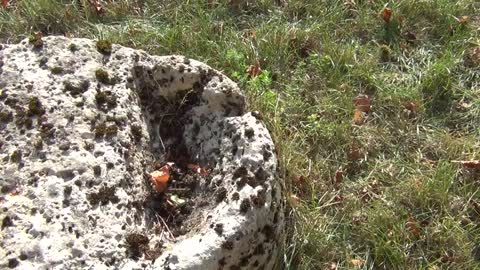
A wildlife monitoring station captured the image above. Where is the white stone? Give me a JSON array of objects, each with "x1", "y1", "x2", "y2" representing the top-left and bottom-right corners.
[{"x1": 0, "y1": 36, "x2": 284, "y2": 269}]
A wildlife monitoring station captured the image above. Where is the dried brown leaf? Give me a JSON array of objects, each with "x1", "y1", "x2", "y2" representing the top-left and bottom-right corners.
[
  {"x1": 452, "y1": 160, "x2": 480, "y2": 169},
  {"x1": 353, "y1": 109, "x2": 365, "y2": 125},
  {"x1": 353, "y1": 95, "x2": 371, "y2": 113},
  {"x1": 382, "y1": 8, "x2": 393, "y2": 23},
  {"x1": 149, "y1": 165, "x2": 171, "y2": 193}
]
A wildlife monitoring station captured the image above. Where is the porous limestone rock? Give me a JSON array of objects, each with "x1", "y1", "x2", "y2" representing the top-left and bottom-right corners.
[{"x1": 0, "y1": 36, "x2": 284, "y2": 270}]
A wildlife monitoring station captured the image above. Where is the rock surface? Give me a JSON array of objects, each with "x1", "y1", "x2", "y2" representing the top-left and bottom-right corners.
[{"x1": 0, "y1": 36, "x2": 284, "y2": 269}]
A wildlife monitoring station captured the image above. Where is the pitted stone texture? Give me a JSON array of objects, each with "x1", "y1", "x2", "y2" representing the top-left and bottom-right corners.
[{"x1": 0, "y1": 36, "x2": 284, "y2": 270}]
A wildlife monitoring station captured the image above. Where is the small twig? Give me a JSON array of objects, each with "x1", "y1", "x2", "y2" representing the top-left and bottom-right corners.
[{"x1": 156, "y1": 213, "x2": 174, "y2": 240}]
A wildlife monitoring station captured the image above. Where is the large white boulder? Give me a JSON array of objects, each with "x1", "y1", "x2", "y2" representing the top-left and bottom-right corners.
[{"x1": 0, "y1": 36, "x2": 284, "y2": 270}]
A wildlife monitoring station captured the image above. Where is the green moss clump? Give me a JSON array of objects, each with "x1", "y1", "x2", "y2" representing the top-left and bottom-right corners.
[
  {"x1": 95, "y1": 91, "x2": 108, "y2": 105},
  {"x1": 96, "y1": 40, "x2": 112, "y2": 55},
  {"x1": 10, "y1": 150, "x2": 22, "y2": 163},
  {"x1": 50, "y1": 66, "x2": 64, "y2": 74},
  {"x1": 0, "y1": 110, "x2": 13, "y2": 123},
  {"x1": 95, "y1": 91, "x2": 117, "y2": 109},
  {"x1": 379, "y1": 45, "x2": 393, "y2": 63},
  {"x1": 68, "y1": 43, "x2": 78, "y2": 52},
  {"x1": 95, "y1": 68, "x2": 114, "y2": 84},
  {"x1": 28, "y1": 33, "x2": 43, "y2": 48},
  {"x1": 94, "y1": 122, "x2": 118, "y2": 138},
  {"x1": 27, "y1": 97, "x2": 45, "y2": 116},
  {"x1": 64, "y1": 80, "x2": 90, "y2": 96},
  {"x1": 14, "y1": 107, "x2": 31, "y2": 128},
  {"x1": 34, "y1": 139, "x2": 43, "y2": 150},
  {"x1": 131, "y1": 125, "x2": 142, "y2": 142}
]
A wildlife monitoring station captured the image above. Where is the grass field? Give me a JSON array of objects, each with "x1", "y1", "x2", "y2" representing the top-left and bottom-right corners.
[{"x1": 1, "y1": 0, "x2": 480, "y2": 269}]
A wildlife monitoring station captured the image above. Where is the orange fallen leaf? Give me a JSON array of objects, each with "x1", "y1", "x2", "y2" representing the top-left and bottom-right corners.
[
  {"x1": 353, "y1": 94, "x2": 371, "y2": 113},
  {"x1": 149, "y1": 165, "x2": 171, "y2": 193},
  {"x1": 382, "y1": 7, "x2": 393, "y2": 23},
  {"x1": 187, "y1": 164, "x2": 210, "y2": 176},
  {"x1": 458, "y1": 16, "x2": 469, "y2": 25},
  {"x1": 452, "y1": 160, "x2": 480, "y2": 169},
  {"x1": 350, "y1": 258, "x2": 363, "y2": 267},
  {"x1": 353, "y1": 109, "x2": 365, "y2": 125}
]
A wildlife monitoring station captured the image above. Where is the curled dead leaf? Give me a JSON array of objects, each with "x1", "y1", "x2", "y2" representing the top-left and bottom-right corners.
[
  {"x1": 458, "y1": 16, "x2": 470, "y2": 25},
  {"x1": 187, "y1": 164, "x2": 210, "y2": 176},
  {"x1": 347, "y1": 140, "x2": 362, "y2": 161},
  {"x1": 350, "y1": 258, "x2": 363, "y2": 267},
  {"x1": 247, "y1": 61, "x2": 262, "y2": 78},
  {"x1": 353, "y1": 94, "x2": 371, "y2": 113},
  {"x1": 382, "y1": 7, "x2": 393, "y2": 23},
  {"x1": 149, "y1": 164, "x2": 171, "y2": 193},
  {"x1": 406, "y1": 216, "x2": 421, "y2": 237}
]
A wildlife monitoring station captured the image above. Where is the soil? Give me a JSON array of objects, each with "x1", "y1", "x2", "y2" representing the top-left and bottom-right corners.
[{"x1": 127, "y1": 66, "x2": 218, "y2": 260}]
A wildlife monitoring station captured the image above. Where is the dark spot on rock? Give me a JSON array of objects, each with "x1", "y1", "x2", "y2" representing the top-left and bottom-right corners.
[
  {"x1": 10, "y1": 150, "x2": 22, "y2": 163},
  {"x1": 262, "y1": 225, "x2": 274, "y2": 240},
  {"x1": 231, "y1": 192, "x2": 240, "y2": 201},
  {"x1": 18, "y1": 253, "x2": 27, "y2": 261},
  {"x1": 8, "y1": 258, "x2": 19, "y2": 268},
  {"x1": 233, "y1": 167, "x2": 248, "y2": 179},
  {"x1": 125, "y1": 232, "x2": 149, "y2": 259},
  {"x1": 214, "y1": 223, "x2": 224, "y2": 235},
  {"x1": 236, "y1": 176, "x2": 248, "y2": 189},
  {"x1": 50, "y1": 66, "x2": 64, "y2": 75},
  {"x1": 218, "y1": 257, "x2": 226, "y2": 266},
  {"x1": 2, "y1": 216, "x2": 13, "y2": 229},
  {"x1": 0, "y1": 110, "x2": 13, "y2": 123},
  {"x1": 240, "y1": 198, "x2": 251, "y2": 213},
  {"x1": 68, "y1": 43, "x2": 78, "y2": 52},
  {"x1": 131, "y1": 124, "x2": 142, "y2": 142},
  {"x1": 215, "y1": 187, "x2": 227, "y2": 203},
  {"x1": 58, "y1": 141, "x2": 70, "y2": 151},
  {"x1": 94, "y1": 122, "x2": 118, "y2": 138},
  {"x1": 221, "y1": 240, "x2": 234, "y2": 250},
  {"x1": 95, "y1": 69, "x2": 116, "y2": 85},
  {"x1": 93, "y1": 165, "x2": 101, "y2": 176},
  {"x1": 64, "y1": 186, "x2": 73, "y2": 197},
  {"x1": 64, "y1": 80, "x2": 90, "y2": 96},
  {"x1": 254, "y1": 167, "x2": 268, "y2": 183},
  {"x1": 87, "y1": 186, "x2": 119, "y2": 205},
  {"x1": 251, "y1": 191, "x2": 266, "y2": 208},
  {"x1": 245, "y1": 128, "x2": 254, "y2": 139},
  {"x1": 254, "y1": 243, "x2": 265, "y2": 255}
]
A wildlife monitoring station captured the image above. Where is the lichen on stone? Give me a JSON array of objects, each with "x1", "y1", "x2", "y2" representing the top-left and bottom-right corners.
[{"x1": 96, "y1": 39, "x2": 112, "y2": 54}]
